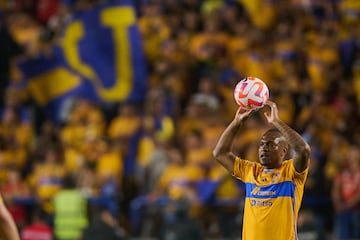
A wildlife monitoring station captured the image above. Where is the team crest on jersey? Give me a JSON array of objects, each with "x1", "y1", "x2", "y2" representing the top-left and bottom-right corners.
[{"x1": 271, "y1": 172, "x2": 280, "y2": 183}]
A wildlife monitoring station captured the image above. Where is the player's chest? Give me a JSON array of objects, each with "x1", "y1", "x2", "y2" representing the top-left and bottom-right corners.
[{"x1": 253, "y1": 170, "x2": 282, "y2": 185}]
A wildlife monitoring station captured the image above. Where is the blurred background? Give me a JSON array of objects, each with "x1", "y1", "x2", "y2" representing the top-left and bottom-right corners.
[{"x1": 0, "y1": 0, "x2": 359, "y2": 239}]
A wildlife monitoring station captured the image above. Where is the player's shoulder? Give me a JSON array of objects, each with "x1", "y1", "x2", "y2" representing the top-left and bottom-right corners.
[
  {"x1": 281, "y1": 159, "x2": 294, "y2": 167},
  {"x1": 236, "y1": 157, "x2": 260, "y2": 167},
  {"x1": 280, "y1": 159, "x2": 300, "y2": 173},
  {"x1": 282, "y1": 159, "x2": 309, "y2": 181}
]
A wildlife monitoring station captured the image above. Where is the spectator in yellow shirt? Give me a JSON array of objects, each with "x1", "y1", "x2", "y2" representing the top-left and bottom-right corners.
[
  {"x1": 28, "y1": 148, "x2": 65, "y2": 212},
  {"x1": 107, "y1": 102, "x2": 141, "y2": 140}
]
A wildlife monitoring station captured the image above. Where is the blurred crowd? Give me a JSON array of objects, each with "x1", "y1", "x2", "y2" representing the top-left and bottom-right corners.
[{"x1": 0, "y1": 0, "x2": 360, "y2": 239}]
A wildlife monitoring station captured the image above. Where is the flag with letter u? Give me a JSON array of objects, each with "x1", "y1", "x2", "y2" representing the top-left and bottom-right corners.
[{"x1": 16, "y1": 0, "x2": 147, "y2": 123}]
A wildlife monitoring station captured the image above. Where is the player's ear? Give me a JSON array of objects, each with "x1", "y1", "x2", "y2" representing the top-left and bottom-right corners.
[{"x1": 282, "y1": 145, "x2": 288, "y2": 158}]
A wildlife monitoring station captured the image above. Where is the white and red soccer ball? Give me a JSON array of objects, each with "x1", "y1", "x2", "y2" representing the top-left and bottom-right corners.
[{"x1": 234, "y1": 77, "x2": 269, "y2": 110}]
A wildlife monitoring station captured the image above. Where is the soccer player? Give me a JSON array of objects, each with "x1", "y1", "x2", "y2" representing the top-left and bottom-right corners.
[
  {"x1": 0, "y1": 194, "x2": 20, "y2": 240},
  {"x1": 213, "y1": 100, "x2": 311, "y2": 240}
]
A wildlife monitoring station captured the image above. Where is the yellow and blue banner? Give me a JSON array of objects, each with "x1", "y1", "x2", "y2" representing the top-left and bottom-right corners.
[{"x1": 17, "y1": 0, "x2": 147, "y2": 123}]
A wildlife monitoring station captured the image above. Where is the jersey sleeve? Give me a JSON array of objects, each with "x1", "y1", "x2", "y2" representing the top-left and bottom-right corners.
[
  {"x1": 288, "y1": 159, "x2": 309, "y2": 185},
  {"x1": 233, "y1": 157, "x2": 256, "y2": 182}
]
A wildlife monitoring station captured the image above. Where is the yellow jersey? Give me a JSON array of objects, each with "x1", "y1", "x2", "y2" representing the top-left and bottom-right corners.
[{"x1": 233, "y1": 157, "x2": 308, "y2": 240}]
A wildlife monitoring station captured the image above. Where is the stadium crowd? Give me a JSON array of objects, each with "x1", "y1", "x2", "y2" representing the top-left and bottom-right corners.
[{"x1": 0, "y1": 0, "x2": 360, "y2": 239}]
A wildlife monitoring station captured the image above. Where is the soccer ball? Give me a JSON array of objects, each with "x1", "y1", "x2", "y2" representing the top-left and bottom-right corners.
[{"x1": 234, "y1": 77, "x2": 269, "y2": 110}]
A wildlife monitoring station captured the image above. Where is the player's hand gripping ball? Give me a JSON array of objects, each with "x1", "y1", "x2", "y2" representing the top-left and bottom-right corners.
[{"x1": 234, "y1": 77, "x2": 269, "y2": 110}]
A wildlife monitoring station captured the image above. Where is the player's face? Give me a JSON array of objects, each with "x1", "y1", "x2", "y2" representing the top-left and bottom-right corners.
[{"x1": 258, "y1": 132, "x2": 287, "y2": 168}]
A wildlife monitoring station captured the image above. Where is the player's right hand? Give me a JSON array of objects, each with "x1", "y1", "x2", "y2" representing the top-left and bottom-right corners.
[{"x1": 233, "y1": 107, "x2": 255, "y2": 123}]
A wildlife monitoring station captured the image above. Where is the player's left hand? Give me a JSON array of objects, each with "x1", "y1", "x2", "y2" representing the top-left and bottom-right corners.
[{"x1": 264, "y1": 100, "x2": 280, "y2": 124}]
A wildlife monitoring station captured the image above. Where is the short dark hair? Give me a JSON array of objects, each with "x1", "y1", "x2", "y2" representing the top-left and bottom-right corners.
[
  {"x1": 264, "y1": 128, "x2": 282, "y2": 136},
  {"x1": 62, "y1": 174, "x2": 76, "y2": 189},
  {"x1": 31, "y1": 207, "x2": 48, "y2": 223}
]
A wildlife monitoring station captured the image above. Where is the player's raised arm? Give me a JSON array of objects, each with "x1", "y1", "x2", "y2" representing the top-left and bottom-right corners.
[
  {"x1": 264, "y1": 101, "x2": 311, "y2": 172},
  {"x1": 213, "y1": 108, "x2": 255, "y2": 173}
]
